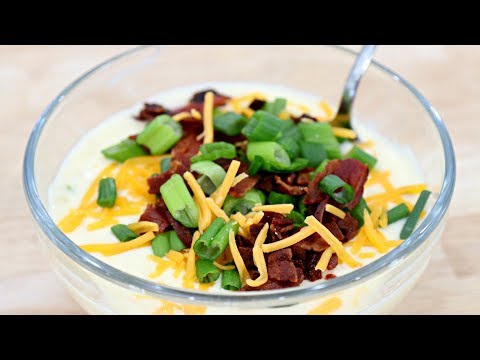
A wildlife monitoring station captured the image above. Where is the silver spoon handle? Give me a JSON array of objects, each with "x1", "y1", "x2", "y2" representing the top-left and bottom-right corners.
[{"x1": 336, "y1": 45, "x2": 377, "y2": 124}]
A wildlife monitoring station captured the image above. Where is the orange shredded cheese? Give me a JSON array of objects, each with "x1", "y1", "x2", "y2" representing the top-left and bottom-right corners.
[
  {"x1": 325, "y1": 204, "x2": 346, "y2": 219},
  {"x1": 81, "y1": 231, "x2": 155, "y2": 256},
  {"x1": 183, "y1": 171, "x2": 212, "y2": 231},
  {"x1": 316, "y1": 247, "x2": 334, "y2": 271},
  {"x1": 317, "y1": 101, "x2": 334, "y2": 121},
  {"x1": 206, "y1": 198, "x2": 230, "y2": 222},
  {"x1": 229, "y1": 229, "x2": 248, "y2": 283},
  {"x1": 246, "y1": 223, "x2": 269, "y2": 288},
  {"x1": 331, "y1": 127, "x2": 357, "y2": 139},
  {"x1": 308, "y1": 297, "x2": 342, "y2": 315},
  {"x1": 262, "y1": 226, "x2": 316, "y2": 253},
  {"x1": 203, "y1": 91, "x2": 214, "y2": 144},
  {"x1": 363, "y1": 209, "x2": 389, "y2": 253},
  {"x1": 252, "y1": 204, "x2": 294, "y2": 214},
  {"x1": 172, "y1": 112, "x2": 192, "y2": 122},
  {"x1": 232, "y1": 173, "x2": 249, "y2": 187},
  {"x1": 128, "y1": 221, "x2": 159, "y2": 234},
  {"x1": 305, "y1": 216, "x2": 361, "y2": 268},
  {"x1": 359, "y1": 252, "x2": 376, "y2": 259},
  {"x1": 213, "y1": 261, "x2": 235, "y2": 271},
  {"x1": 211, "y1": 160, "x2": 240, "y2": 207},
  {"x1": 190, "y1": 108, "x2": 202, "y2": 120}
]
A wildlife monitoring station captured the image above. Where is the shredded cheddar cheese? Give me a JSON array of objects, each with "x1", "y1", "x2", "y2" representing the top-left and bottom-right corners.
[
  {"x1": 325, "y1": 204, "x2": 346, "y2": 219},
  {"x1": 252, "y1": 204, "x2": 294, "y2": 214},
  {"x1": 262, "y1": 226, "x2": 316, "y2": 253},
  {"x1": 172, "y1": 112, "x2": 192, "y2": 122},
  {"x1": 213, "y1": 261, "x2": 235, "y2": 271},
  {"x1": 231, "y1": 173, "x2": 249, "y2": 187},
  {"x1": 246, "y1": 223, "x2": 269, "y2": 288},
  {"x1": 211, "y1": 160, "x2": 241, "y2": 208},
  {"x1": 317, "y1": 101, "x2": 334, "y2": 121},
  {"x1": 362, "y1": 209, "x2": 389, "y2": 253},
  {"x1": 308, "y1": 297, "x2": 342, "y2": 315},
  {"x1": 316, "y1": 247, "x2": 334, "y2": 271},
  {"x1": 359, "y1": 252, "x2": 376, "y2": 259},
  {"x1": 81, "y1": 231, "x2": 155, "y2": 256},
  {"x1": 203, "y1": 91, "x2": 214, "y2": 144},
  {"x1": 206, "y1": 198, "x2": 230, "y2": 222},
  {"x1": 184, "y1": 231, "x2": 201, "y2": 286},
  {"x1": 128, "y1": 221, "x2": 159, "y2": 234},
  {"x1": 183, "y1": 172, "x2": 212, "y2": 231},
  {"x1": 331, "y1": 127, "x2": 357, "y2": 139},
  {"x1": 229, "y1": 229, "x2": 249, "y2": 283},
  {"x1": 305, "y1": 216, "x2": 361, "y2": 268},
  {"x1": 190, "y1": 108, "x2": 202, "y2": 120}
]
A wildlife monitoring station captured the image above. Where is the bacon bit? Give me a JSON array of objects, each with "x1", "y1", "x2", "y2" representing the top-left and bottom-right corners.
[
  {"x1": 305, "y1": 159, "x2": 368, "y2": 210},
  {"x1": 139, "y1": 204, "x2": 170, "y2": 233},
  {"x1": 267, "y1": 249, "x2": 298, "y2": 283},
  {"x1": 327, "y1": 253, "x2": 339, "y2": 271},
  {"x1": 325, "y1": 274, "x2": 337, "y2": 280},
  {"x1": 228, "y1": 177, "x2": 258, "y2": 198},
  {"x1": 274, "y1": 175, "x2": 307, "y2": 196},
  {"x1": 136, "y1": 103, "x2": 169, "y2": 121},
  {"x1": 157, "y1": 198, "x2": 192, "y2": 247}
]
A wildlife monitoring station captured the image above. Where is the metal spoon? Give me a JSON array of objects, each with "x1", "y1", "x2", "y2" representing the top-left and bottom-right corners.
[{"x1": 330, "y1": 45, "x2": 377, "y2": 129}]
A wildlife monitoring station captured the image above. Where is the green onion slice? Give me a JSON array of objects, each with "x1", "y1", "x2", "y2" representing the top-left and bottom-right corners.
[
  {"x1": 319, "y1": 175, "x2": 354, "y2": 204},
  {"x1": 136, "y1": 115, "x2": 183, "y2": 155},
  {"x1": 196, "y1": 259, "x2": 221, "y2": 283},
  {"x1": 387, "y1": 204, "x2": 410, "y2": 225},
  {"x1": 111, "y1": 224, "x2": 138, "y2": 242},
  {"x1": 97, "y1": 178, "x2": 117, "y2": 208},
  {"x1": 346, "y1": 146, "x2": 377, "y2": 170},
  {"x1": 400, "y1": 190, "x2": 431, "y2": 240},
  {"x1": 190, "y1": 161, "x2": 226, "y2": 195},
  {"x1": 160, "y1": 174, "x2": 199, "y2": 228},
  {"x1": 101, "y1": 139, "x2": 147, "y2": 163}
]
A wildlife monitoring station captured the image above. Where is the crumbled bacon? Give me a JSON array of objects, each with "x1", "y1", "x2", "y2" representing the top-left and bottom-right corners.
[
  {"x1": 305, "y1": 159, "x2": 368, "y2": 210},
  {"x1": 327, "y1": 253, "x2": 339, "y2": 271},
  {"x1": 171, "y1": 133, "x2": 202, "y2": 167},
  {"x1": 139, "y1": 204, "x2": 170, "y2": 232},
  {"x1": 147, "y1": 160, "x2": 188, "y2": 194},
  {"x1": 157, "y1": 199, "x2": 192, "y2": 247},
  {"x1": 171, "y1": 89, "x2": 230, "y2": 115},
  {"x1": 294, "y1": 232, "x2": 329, "y2": 253},
  {"x1": 238, "y1": 247, "x2": 255, "y2": 268},
  {"x1": 136, "y1": 103, "x2": 169, "y2": 121},
  {"x1": 304, "y1": 252, "x2": 323, "y2": 282},
  {"x1": 325, "y1": 274, "x2": 337, "y2": 280},
  {"x1": 228, "y1": 177, "x2": 258, "y2": 198},
  {"x1": 267, "y1": 249, "x2": 298, "y2": 283},
  {"x1": 337, "y1": 213, "x2": 359, "y2": 242},
  {"x1": 274, "y1": 175, "x2": 307, "y2": 196}
]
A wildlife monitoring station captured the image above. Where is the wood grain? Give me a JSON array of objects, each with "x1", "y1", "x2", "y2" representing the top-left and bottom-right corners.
[{"x1": 1, "y1": 45, "x2": 478, "y2": 314}]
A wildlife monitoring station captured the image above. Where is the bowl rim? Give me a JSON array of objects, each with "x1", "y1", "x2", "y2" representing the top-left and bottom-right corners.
[{"x1": 23, "y1": 45, "x2": 456, "y2": 307}]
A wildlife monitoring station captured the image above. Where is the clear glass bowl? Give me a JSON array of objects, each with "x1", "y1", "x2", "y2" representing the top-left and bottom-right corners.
[{"x1": 23, "y1": 46, "x2": 455, "y2": 314}]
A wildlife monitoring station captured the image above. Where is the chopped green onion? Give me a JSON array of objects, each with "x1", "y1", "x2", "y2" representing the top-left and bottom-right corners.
[
  {"x1": 282, "y1": 122, "x2": 302, "y2": 141},
  {"x1": 346, "y1": 146, "x2": 377, "y2": 170},
  {"x1": 207, "y1": 221, "x2": 240, "y2": 261},
  {"x1": 400, "y1": 190, "x2": 431, "y2": 240},
  {"x1": 97, "y1": 178, "x2": 117, "y2": 208},
  {"x1": 268, "y1": 191, "x2": 295, "y2": 205},
  {"x1": 298, "y1": 122, "x2": 341, "y2": 159},
  {"x1": 248, "y1": 155, "x2": 264, "y2": 176},
  {"x1": 247, "y1": 142, "x2": 291, "y2": 170},
  {"x1": 190, "y1": 161, "x2": 226, "y2": 195},
  {"x1": 191, "y1": 141, "x2": 236, "y2": 163},
  {"x1": 319, "y1": 175, "x2": 354, "y2": 204},
  {"x1": 387, "y1": 204, "x2": 410, "y2": 225},
  {"x1": 221, "y1": 266, "x2": 242, "y2": 291},
  {"x1": 262, "y1": 98, "x2": 287, "y2": 116},
  {"x1": 276, "y1": 158, "x2": 310, "y2": 172},
  {"x1": 223, "y1": 189, "x2": 266, "y2": 216},
  {"x1": 350, "y1": 198, "x2": 370, "y2": 227},
  {"x1": 287, "y1": 210, "x2": 305, "y2": 228},
  {"x1": 151, "y1": 232, "x2": 171, "y2": 257},
  {"x1": 111, "y1": 224, "x2": 138, "y2": 242},
  {"x1": 196, "y1": 259, "x2": 221, "y2": 283},
  {"x1": 136, "y1": 115, "x2": 183, "y2": 155},
  {"x1": 299, "y1": 141, "x2": 327, "y2": 167},
  {"x1": 169, "y1": 232, "x2": 186, "y2": 252},
  {"x1": 241, "y1": 110, "x2": 285, "y2": 141},
  {"x1": 194, "y1": 218, "x2": 226, "y2": 260},
  {"x1": 313, "y1": 159, "x2": 330, "y2": 177},
  {"x1": 101, "y1": 139, "x2": 148, "y2": 163},
  {"x1": 160, "y1": 174, "x2": 199, "y2": 228},
  {"x1": 277, "y1": 137, "x2": 300, "y2": 159},
  {"x1": 160, "y1": 158, "x2": 171, "y2": 173},
  {"x1": 214, "y1": 112, "x2": 247, "y2": 136}
]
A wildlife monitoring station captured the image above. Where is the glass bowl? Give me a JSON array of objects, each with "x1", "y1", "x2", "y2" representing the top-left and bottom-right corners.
[{"x1": 23, "y1": 45, "x2": 455, "y2": 314}]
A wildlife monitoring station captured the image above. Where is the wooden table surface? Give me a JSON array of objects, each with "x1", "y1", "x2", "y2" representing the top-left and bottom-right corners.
[{"x1": 1, "y1": 45, "x2": 478, "y2": 315}]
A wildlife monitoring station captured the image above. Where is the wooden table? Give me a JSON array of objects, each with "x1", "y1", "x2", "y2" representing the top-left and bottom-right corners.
[{"x1": 1, "y1": 45, "x2": 478, "y2": 314}]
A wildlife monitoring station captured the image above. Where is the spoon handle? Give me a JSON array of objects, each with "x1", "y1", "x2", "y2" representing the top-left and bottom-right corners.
[{"x1": 333, "y1": 45, "x2": 377, "y2": 128}]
